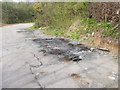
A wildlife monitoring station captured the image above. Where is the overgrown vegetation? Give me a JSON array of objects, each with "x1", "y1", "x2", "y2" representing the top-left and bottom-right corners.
[
  {"x1": 2, "y1": 2, "x2": 35, "y2": 24},
  {"x1": 33, "y1": 2, "x2": 88, "y2": 29},
  {"x1": 32, "y1": 2, "x2": 119, "y2": 39}
]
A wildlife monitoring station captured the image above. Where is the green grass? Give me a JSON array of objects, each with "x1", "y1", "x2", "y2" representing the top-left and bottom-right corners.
[
  {"x1": 32, "y1": 2, "x2": 118, "y2": 41},
  {"x1": 67, "y1": 29, "x2": 82, "y2": 39},
  {"x1": 99, "y1": 22, "x2": 119, "y2": 39},
  {"x1": 97, "y1": 22, "x2": 111, "y2": 28},
  {"x1": 31, "y1": 16, "x2": 118, "y2": 40},
  {"x1": 66, "y1": 18, "x2": 119, "y2": 40},
  {"x1": 43, "y1": 28, "x2": 65, "y2": 36},
  {"x1": 102, "y1": 28, "x2": 118, "y2": 38},
  {"x1": 43, "y1": 17, "x2": 118, "y2": 40},
  {"x1": 52, "y1": 29, "x2": 65, "y2": 35},
  {"x1": 27, "y1": 24, "x2": 39, "y2": 30},
  {"x1": 81, "y1": 18, "x2": 96, "y2": 24}
]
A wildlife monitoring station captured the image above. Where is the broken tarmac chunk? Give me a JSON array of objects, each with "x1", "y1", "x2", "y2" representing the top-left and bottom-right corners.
[
  {"x1": 61, "y1": 58, "x2": 72, "y2": 62},
  {"x1": 71, "y1": 73, "x2": 81, "y2": 78},
  {"x1": 38, "y1": 49, "x2": 46, "y2": 53}
]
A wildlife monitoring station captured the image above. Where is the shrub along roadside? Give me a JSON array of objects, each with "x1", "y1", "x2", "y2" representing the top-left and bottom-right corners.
[
  {"x1": 31, "y1": 2, "x2": 119, "y2": 40},
  {"x1": 2, "y1": 2, "x2": 35, "y2": 24}
]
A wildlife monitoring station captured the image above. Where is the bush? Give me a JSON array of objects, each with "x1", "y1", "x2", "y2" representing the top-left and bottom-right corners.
[
  {"x1": 2, "y1": 2, "x2": 35, "y2": 24},
  {"x1": 33, "y1": 2, "x2": 88, "y2": 30}
]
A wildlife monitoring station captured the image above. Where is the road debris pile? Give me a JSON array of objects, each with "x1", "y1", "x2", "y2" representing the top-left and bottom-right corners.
[{"x1": 32, "y1": 37, "x2": 100, "y2": 63}]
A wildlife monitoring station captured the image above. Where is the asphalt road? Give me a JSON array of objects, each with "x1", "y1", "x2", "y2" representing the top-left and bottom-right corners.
[{"x1": 1, "y1": 23, "x2": 118, "y2": 88}]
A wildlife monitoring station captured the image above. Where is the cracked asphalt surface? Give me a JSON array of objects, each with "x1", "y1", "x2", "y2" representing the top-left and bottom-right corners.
[{"x1": 1, "y1": 23, "x2": 118, "y2": 88}]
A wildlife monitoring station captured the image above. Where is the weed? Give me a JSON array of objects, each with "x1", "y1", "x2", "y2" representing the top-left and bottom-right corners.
[
  {"x1": 82, "y1": 18, "x2": 96, "y2": 24},
  {"x1": 44, "y1": 28, "x2": 65, "y2": 36},
  {"x1": 111, "y1": 33, "x2": 119, "y2": 38},
  {"x1": 68, "y1": 32, "x2": 79, "y2": 39},
  {"x1": 98, "y1": 22, "x2": 111, "y2": 28},
  {"x1": 67, "y1": 29, "x2": 82, "y2": 40},
  {"x1": 102, "y1": 28, "x2": 116, "y2": 35},
  {"x1": 28, "y1": 24, "x2": 39, "y2": 30},
  {"x1": 90, "y1": 40, "x2": 95, "y2": 46},
  {"x1": 53, "y1": 29, "x2": 65, "y2": 35}
]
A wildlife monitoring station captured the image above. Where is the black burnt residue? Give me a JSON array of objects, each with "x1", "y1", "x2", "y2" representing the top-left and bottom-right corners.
[{"x1": 33, "y1": 37, "x2": 96, "y2": 62}]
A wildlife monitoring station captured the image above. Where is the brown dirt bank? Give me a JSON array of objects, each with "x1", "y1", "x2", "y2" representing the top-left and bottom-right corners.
[{"x1": 81, "y1": 32, "x2": 119, "y2": 55}]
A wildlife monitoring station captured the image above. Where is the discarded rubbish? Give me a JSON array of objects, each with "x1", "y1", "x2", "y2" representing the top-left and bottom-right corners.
[
  {"x1": 112, "y1": 72, "x2": 117, "y2": 75},
  {"x1": 90, "y1": 48, "x2": 95, "y2": 52},
  {"x1": 71, "y1": 56, "x2": 82, "y2": 62},
  {"x1": 73, "y1": 52, "x2": 82, "y2": 55},
  {"x1": 108, "y1": 76, "x2": 116, "y2": 80},
  {"x1": 79, "y1": 56, "x2": 82, "y2": 59},
  {"x1": 97, "y1": 48, "x2": 110, "y2": 52},
  {"x1": 91, "y1": 32, "x2": 95, "y2": 36},
  {"x1": 108, "y1": 72, "x2": 118, "y2": 80}
]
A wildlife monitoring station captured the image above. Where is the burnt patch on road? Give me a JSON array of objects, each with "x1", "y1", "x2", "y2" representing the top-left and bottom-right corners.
[
  {"x1": 58, "y1": 38, "x2": 70, "y2": 43},
  {"x1": 32, "y1": 37, "x2": 96, "y2": 62},
  {"x1": 32, "y1": 36, "x2": 105, "y2": 62},
  {"x1": 49, "y1": 49, "x2": 66, "y2": 55}
]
